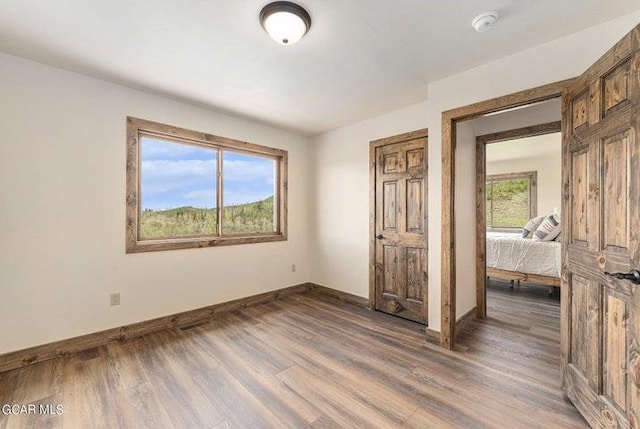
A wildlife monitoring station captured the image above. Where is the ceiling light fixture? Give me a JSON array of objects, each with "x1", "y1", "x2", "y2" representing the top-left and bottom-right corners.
[
  {"x1": 472, "y1": 11, "x2": 499, "y2": 33},
  {"x1": 260, "y1": 1, "x2": 311, "y2": 46}
]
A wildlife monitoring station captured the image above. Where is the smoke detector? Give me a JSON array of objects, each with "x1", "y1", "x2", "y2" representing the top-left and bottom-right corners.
[{"x1": 472, "y1": 11, "x2": 499, "y2": 33}]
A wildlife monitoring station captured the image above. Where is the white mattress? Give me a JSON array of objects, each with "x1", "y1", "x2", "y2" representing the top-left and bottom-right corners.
[{"x1": 486, "y1": 232, "x2": 561, "y2": 278}]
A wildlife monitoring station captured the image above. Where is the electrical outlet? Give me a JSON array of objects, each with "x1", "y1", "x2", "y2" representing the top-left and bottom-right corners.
[
  {"x1": 291, "y1": 264, "x2": 296, "y2": 273},
  {"x1": 110, "y1": 293, "x2": 121, "y2": 306}
]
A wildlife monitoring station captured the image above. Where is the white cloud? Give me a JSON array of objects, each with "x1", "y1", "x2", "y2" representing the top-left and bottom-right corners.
[
  {"x1": 223, "y1": 159, "x2": 274, "y2": 184},
  {"x1": 141, "y1": 137, "x2": 212, "y2": 159},
  {"x1": 142, "y1": 159, "x2": 217, "y2": 180},
  {"x1": 141, "y1": 160, "x2": 217, "y2": 209},
  {"x1": 140, "y1": 152, "x2": 275, "y2": 209}
]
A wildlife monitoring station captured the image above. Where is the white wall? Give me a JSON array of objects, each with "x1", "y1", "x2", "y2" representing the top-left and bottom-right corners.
[
  {"x1": 311, "y1": 10, "x2": 640, "y2": 331},
  {"x1": 454, "y1": 121, "x2": 477, "y2": 318},
  {"x1": 486, "y1": 133, "x2": 562, "y2": 217},
  {"x1": 0, "y1": 53, "x2": 311, "y2": 354},
  {"x1": 309, "y1": 101, "x2": 429, "y2": 295},
  {"x1": 3, "y1": 11, "x2": 639, "y2": 354}
]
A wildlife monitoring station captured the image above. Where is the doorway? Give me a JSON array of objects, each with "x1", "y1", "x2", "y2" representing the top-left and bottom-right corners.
[
  {"x1": 440, "y1": 23, "x2": 640, "y2": 427},
  {"x1": 476, "y1": 119, "x2": 562, "y2": 317},
  {"x1": 439, "y1": 80, "x2": 572, "y2": 349},
  {"x1": 369, "y1": 129, "x2": 428, "y2": 323}
]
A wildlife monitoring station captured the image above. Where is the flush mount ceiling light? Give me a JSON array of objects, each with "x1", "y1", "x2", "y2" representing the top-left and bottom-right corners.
[
  {"x1": 260, "y1": 1, "x2": 311, "y2": 45},
  {"x1": 472, "y1": 11, "x2": 499, "y2": 33}
]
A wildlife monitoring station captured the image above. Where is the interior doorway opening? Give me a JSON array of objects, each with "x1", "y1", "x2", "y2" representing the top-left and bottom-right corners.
[
  {"x1": 439, "y1": 80, "x2": 573, "y2": 349},
  {"x1": 475, "y1": 116, "x2": 562, "y2": 318}
]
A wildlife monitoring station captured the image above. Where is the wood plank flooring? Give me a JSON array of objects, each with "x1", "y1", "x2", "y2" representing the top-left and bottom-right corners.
[{"x1": 0, "y1": 284, "x2": 587, "y2": 428}]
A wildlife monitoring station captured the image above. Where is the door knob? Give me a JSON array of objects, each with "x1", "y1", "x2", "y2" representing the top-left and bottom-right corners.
[
  {"x1": 605, "y1": 269, "x2": 640, "y2": 285},
  {"x1": 376, "y1": 234, "x2": 384, "y2": 240}
]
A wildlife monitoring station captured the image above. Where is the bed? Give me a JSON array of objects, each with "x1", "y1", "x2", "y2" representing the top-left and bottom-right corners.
[{"x1": 485, "y1": 231, "x2": 561, "y2": 293}]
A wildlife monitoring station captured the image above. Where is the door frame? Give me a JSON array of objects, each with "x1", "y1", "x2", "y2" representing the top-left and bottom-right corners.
[
  {"x1": 369, "y1": 129, "x2": 429, "y2": 311},
  {"x1": 440, "y1": 79, "x2": 574, "y2": 349},
  {"x1": 475, "y1": 120, "x2": 562, "y2": 318}
]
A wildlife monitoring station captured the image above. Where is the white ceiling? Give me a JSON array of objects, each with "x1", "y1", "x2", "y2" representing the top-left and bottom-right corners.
[
  {"x1": 0, "y1": 1, "x2": 638, "y2": 136},
  {"x1": 486, "y1": 133, "x2": 561, "y2": 163}
]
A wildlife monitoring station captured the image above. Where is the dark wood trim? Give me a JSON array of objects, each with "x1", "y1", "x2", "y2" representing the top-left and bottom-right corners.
[
  {"x1": 0, "y1": 283, "x2": 313, "y2": 373},
  {"x1": 476, "y1": 121, "x2": 562, "y2": 144},
  {"x1": 369, "y1": 129, "x2": 428, "y2": 311},
  {"x1": 485, "y1": 170, "x2": 538, "y2": 181},
  {"x1": 475, "y1": 121, "x2": 561, "y2": 320},
  {"x1": 455, "y1": 306, "x2": 478, "y2": 338},
  {"x1": 441, "y1": 114, "x2": 456, "y2": 349},
  {"x1": 0, "y1": 283, "x2": 376, "y2": 374},
  {"x1": 442, "y1": 81, "x2": 574, "y2": 122},
  {"x1": 486, "y1": 267, "x2": 561, "y2": 287},
  {"x1": 560, "y1": 85, "x2": 572, "y2": 389},
  {"x1": 128, "y1": 117, "x2": 288, "y2": 158},
  {"x1": 130, "y1": 234, "x2": 288, "y2": 253},
  {"x1": 309, "y1": 283, "x2": 370, "y2": 308},
  {"x1": 425, "y1": 328, "x2": 440, "y2": 344},
  {"x1": 126, "y1": 117, "x2": 288, "y2": 253},
  {"x1": 441, "y1": 80, "x2": 573, "y2": 350},
  {"x1": 370, "y1": 129, "x2": 429, "y2": 147},
  {"x1": 476, "y1": 139, "x2": 487, "y2": 319},
  {"x1": 368, "y1": 140, "x2": 377, "y2": 310}
]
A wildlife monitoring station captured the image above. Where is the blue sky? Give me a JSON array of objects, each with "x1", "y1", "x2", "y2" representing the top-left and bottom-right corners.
[{"x1": 141, "y1": 136, "x2": 275, "y2": 210}]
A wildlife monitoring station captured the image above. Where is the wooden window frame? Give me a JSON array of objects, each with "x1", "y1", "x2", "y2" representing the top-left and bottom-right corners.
[
  {"x1": 485, "y1": 170, "x2": 537, "y2": 232},
  {"x1": 126, "y1": 117, "x2": 288, "y2": 253}
]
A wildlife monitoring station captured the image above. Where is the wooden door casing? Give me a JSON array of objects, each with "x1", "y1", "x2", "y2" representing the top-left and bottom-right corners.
[
  {"x1": 371, "y1": 131, "x2": 428, "y2": 324},
  {"x1": 562, "y1": 24, "x2": 640, "y2": 428}
]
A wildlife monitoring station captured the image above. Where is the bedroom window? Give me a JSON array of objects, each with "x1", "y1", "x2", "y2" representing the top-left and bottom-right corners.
[
  {"x1": 126, "y1": 117, "x2": 287, "y2": 253},
  {"x1": 486, "y1": 171, "x2": 537, "y2": 230}
]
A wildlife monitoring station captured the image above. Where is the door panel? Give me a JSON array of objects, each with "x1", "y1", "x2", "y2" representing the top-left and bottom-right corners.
[
  {"x1": 406, "y1": 247, "x2": 424, "y2": 302},
  {"x1": 603, "y1": 130, "x2": 630, "y2": 252},
  {"x1": 604, "y1": 290, "x2": 627, "y2": 410},
  {"x1": 373, "y1": 133, "x2": 428, "y2": 323},
  {"x1": 569, "y1": 274, "x2": 600, "y2": 391},
  {"x1": 407, "y1": 180, "x2": 424, "y2": 233},
  {"x1": 603, "y1": 59, "x2": 630, "y2": 116},
  {"x1": 571, "y1": 149, "x2": 589, "y2": 245},
  {"x1": 562, "y1": 24, "x2": 640, "y2": 428},
  {"x1": 383, "y1": 245, "x2": 400, "y2": 295},
  {"x1": 383, "y1": 181, "x2": 398, "y2": 229}
]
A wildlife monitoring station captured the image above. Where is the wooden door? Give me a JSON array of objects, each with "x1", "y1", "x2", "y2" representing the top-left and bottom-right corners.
[
  {"x1": 371, "y1": 130, "x2": 428, "y2": 324},
  {"x1": 562, "y1": 24, "x2": 640, "y2": 427}
]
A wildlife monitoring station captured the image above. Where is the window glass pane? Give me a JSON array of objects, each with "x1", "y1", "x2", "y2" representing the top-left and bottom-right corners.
[
  {"x1": 222, "y1": 151, "x2": 276, "y2": 234},
  {"x1": 490, "y1": 178, "x2": 529, "y2": 228},
  {"x1": 140, "y1": 136, "x2": 218, "y2": 238}
]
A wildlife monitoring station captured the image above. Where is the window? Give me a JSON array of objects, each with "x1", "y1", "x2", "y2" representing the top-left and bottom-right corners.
[
  {"x1": 126, "y1": 117, "x2": 287, "y2": 253},
  {"x1": 486, "y1": 171, "x2": 537, "y2": 230}
]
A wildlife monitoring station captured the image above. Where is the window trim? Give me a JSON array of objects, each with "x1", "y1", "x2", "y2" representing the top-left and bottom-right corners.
[
  {"x1": 126, "y1": 117, "x2": 288, "y2": 253},
  {"x1": 485, "y1": 171, "x2": 537, "y2": 231}
]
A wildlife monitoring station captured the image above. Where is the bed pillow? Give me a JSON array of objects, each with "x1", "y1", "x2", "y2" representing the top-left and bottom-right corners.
[
  {"x1": 533, "y1": 214, "x2": 561, "y2": 241},
  {"x1": 522, "y1": 216, "x2": 545, "y2": 238}
]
